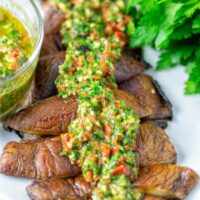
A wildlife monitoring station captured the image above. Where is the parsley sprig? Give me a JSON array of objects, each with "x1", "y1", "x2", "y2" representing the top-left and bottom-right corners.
[{"x1": 126, "y1": 0, "x2": 200, "y2": 94}]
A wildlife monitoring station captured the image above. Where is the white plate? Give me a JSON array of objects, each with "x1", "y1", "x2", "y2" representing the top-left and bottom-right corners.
[{"x1": 0, "y1": 47, "x2": 200, "y2": 199}]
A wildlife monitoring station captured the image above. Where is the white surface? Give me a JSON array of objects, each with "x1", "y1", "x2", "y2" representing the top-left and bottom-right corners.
[{"x1": 0, "y1": 47, "x2": 200, "y2": 199}]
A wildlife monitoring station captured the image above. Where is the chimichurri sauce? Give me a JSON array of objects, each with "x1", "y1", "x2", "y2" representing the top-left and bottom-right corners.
[
  {"x1": 55, "y1": 1, "x2": 140, "y2": 199},
  {"x1": 0, "y1": 7, "x2": 33, "y2": 79}
]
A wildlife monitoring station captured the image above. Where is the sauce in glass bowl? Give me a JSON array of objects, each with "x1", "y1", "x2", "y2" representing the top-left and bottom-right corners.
[
  {"x1": 0, "y1": 1, "x2": 43, "y2": 120},
  {"x1": 0, "y1": 7, "x2": 33, "y2": 78}
]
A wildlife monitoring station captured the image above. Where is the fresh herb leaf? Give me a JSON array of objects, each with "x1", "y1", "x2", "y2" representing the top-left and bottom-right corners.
[
  {"x1": 126, "y1": 0, "x2": 200, "y2": 94},
  {"x1": 185, "y1": 64, "x2": 200, "y2": 94}
]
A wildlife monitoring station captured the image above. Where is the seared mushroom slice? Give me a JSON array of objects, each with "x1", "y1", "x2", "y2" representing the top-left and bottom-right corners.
[
  {"x1": 0, "y1": 124, "x2": 177, "y2": 179},
  {"x1": 135, "y1": 164, "x2": 199, "y2": 200},
  {"x1": 26, "y1": 164, "x2": 199, "y2": 200},
  {"x1": 40, "y1": 6, "x2": 66, "y2": 56},
  {"x1": 4, "y1": 95, "x2": 78, "y2": 135},
  {"x1": 27, "y1": 177, "x2": 93, "y2": 200},
  {"x1": 32, "y1": 51, "x2": 65, "y2": 102},
  {"x1": 119, "y1": 75, "x2": 172, "y2": 120},
  {"x1": 0, "y1": 137, "x2": 80, "y2": 179},
  {"x1": 115, "y1": 48, "x2": 147, "y2": 83},
  {"x1": 4, "y1": 90, "x2": 153, "y2": 135},
  {"x1": 17, "y1": 124, "x2": 177, "y2": 167},
  {"x1": 138, "y1": 124, "x2": 176, "y2": 166}
]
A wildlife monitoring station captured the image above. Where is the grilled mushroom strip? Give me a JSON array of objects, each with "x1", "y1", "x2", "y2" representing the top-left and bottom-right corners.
[
  {"x1": 137, "y1": 124, "x2": 176, "y2": 166},
  {"x1": 26, "y1": 164, "x2": 198, "y2": 200},
  {"x1": 0, "y1": 137, "x2": 81, "y2": 179},
  {"x1": 135, "y1": 164, "x2": 199, "y2": 200},
  {"x1": 32, "y1": 51, "x2": 65, "y2": 102},
  {"x1": 114, "y1": 48, "x2": 147, "y2": 83},
  {"x1": 0, "y1": 124, "x2": 176, "y2": 179},
  {"x1": 40, "y1": 6, "x2": 66, "y2": 56},
  {"x1": 119, "y1": 75, "x2": 172, "y2": 120},
  {"x1": 26, "y1": 178, "x2": 164, "y2": 200},
  {"x1": 16, "y1": 124, "x2": 177, "y2": 167},
  {"x1": 4, "y1": 86, "x2": 173, "y2": 135},
  {"x1": 3, "y1": 90, "x2": 152, "y2": 135},
  {"x1": 27, "y1": 177, "x2": 93, "y2": 200}
]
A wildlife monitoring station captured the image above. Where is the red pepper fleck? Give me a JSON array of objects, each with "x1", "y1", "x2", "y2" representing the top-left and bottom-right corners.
[
  {"x1": 88, "y1": 56, "x2": 94, "y2": 62},
  {"x1": 86, "y1": 171, "x2": 93, "y2": 182},
  {"x1": 12, "y1": 49, "x2": 19, "y2": 58},
  {"x1": 118, "y1": 156, "x2": 124, "y2": 165},
  {"x1": 102, "y1": 52, "x2": 113, "y2": 59},
  {"x1": 111, "y1": 146, "x2": 120, "y2": 154},
  {"x1": 11, "y1": 63, "x2": 18, "y2": 70},
  {"x1": 65, "y1": 134, "x2": 70, "y2": 142},
  {"x1": 96, "y1": 94, "x2": 104, "y2": 99},
  {"x1": 104, "y1": 124, "x2": 112, "y2": 137},
  {"x1": 106, "y1": 180, "x2": 110, "y2": 186},
  {"x1": 81, "y1": 123, "x2": 85, "y2": 129},
  {"x1": 72, "y1": 59, "x2": 78, "y2": 66},
  {"x1": 83, "y1": 132, "x2": 91, "y2": 140},
  {"x1": 102, "y1": 64, "x2": 109, "y2": 74},
  {"x1": 112, "y1": 165, "x2": 125, "y2": 176},
  {"x1": 24, "y1": 35, "x2": 31, "y2": 42},
  {"x1": 105, "y1": 22, "x2": 114, "y2": 35},
  {"x1": 93, "y1": 74, "x2": 100, "y2": 79},
  {"x1": 102, "y1": 146, "x2": 111, "y2": 158},
  {"x1": 115, "y1": 31, "x2": 126, "y2": 41},
  {"x1": 75, "y1": 160, "x2": 81, "y2": 167},
  {"x1": 90, "y1": 115, "x2": 96, "y2": 123},
  {"x1": 90, "y1": 32, "x2": 97, "y2": 39}
]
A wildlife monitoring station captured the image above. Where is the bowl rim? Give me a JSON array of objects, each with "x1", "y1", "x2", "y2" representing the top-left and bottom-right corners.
[{"x1": 0, "y1": 0, "x2": 44, "y2": 84}]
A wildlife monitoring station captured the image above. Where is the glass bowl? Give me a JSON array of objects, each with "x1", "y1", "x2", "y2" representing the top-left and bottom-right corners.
[{"x1": 0, "y1": 0, "x2": 44, "y2": 120}]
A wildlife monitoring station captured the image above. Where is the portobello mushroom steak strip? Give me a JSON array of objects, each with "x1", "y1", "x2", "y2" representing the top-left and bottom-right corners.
[
  {"x1": 4, "y1": 87, "x2": 172, "y2": 135},
  {"x1": 119, "y1": 75, "x2": 172, "y2": 120},
  {"x1": 0, "y1": 124, "x2": 176, "y2": 179},
  {"x1": 26, "y1": 164, "x2": 199, "y2": 200}
]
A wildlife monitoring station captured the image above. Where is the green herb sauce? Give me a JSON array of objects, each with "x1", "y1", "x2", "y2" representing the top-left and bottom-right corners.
[
  {"x1": 0, "y1": 7, "x2": 34, "y2": 119},
  {"x1": 55, "y1": 1, "x2": 140, "y2": 199},
  {"x1": 0, "y1": 7, "x2": 33, "y2": 79}
]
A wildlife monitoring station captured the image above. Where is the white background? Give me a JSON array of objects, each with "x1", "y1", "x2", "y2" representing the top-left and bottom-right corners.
[{"x1": 0, "y1": 44, "x2": 199, "y2": 200}]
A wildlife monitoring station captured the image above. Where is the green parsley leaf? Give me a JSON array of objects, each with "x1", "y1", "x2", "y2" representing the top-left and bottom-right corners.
[{"x1": 126, "y1": 0, "x2": 200, "y2": 94}]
